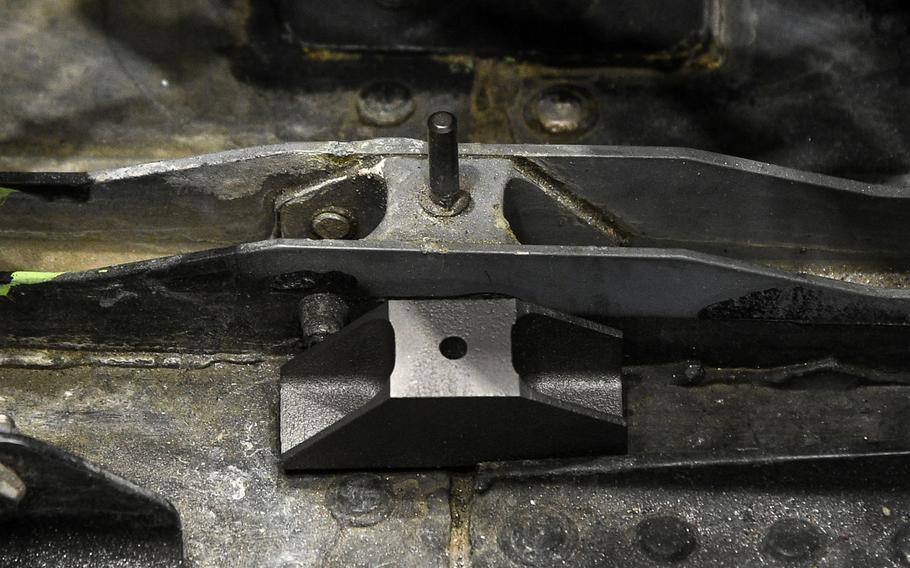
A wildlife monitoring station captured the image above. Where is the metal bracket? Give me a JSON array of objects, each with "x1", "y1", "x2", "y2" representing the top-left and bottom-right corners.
[
  {"x1": 280, "y1": 298, "x2": 626, "y2": 469},
  {"x1": 0, "y1": 420, "x2": 183, "y2": 567}
]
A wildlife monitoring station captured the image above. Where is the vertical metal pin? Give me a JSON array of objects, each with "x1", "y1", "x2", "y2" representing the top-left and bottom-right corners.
[{"x1": 427, "y1": 111, "x2": 460, "y2": 208}]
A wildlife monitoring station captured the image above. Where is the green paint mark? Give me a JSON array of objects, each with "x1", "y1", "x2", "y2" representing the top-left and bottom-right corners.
[
  {"x1": 0, "y1": 187, "x2": 18, "y2": 207},
  {"x1": 0, "y1": 271, "x2": 64, "y2": 297}
]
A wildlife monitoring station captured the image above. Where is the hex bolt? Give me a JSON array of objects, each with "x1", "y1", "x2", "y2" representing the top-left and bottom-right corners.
[
  {"x1": 0, "y1": 463, "x2": 25, "y2": 504},
  {"x1": 311, "y1": 209, "x2": 354, "y2": 240},
  {"x1": 299, "y1": 293, "x2": 350, "y2": 347}
]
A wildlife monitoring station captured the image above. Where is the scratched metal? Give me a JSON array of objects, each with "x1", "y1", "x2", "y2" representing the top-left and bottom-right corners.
[{"x1": 0, "y1": 360, "x2": 451, "y2": 567}]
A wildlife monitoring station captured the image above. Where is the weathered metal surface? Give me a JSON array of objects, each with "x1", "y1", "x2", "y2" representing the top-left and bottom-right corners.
[
  {"x1": 3, "y1": 240, "x2": 910, "y2": 357},
  {"x1": 4, "y1": 141, "x2": 910, "y2": 275},
  {"x1": 4, "y1": 2, "x2": 910, "y2": 566},
  {"x1": 0, "y1": 361, "x2": 452, "y2": 568},
  {"x1": 3, "y1": 0, "x2": 909, "y2": 184},
  {"x1": 472, "y1": 452, "x2": 910, "y2": 567},
  {"x1": 3, "y1": 357, "x2": 910, "y2": 565},
  {"x1": 0, "y1": 0, "x2": 903, "y2": 304},
  {"x1": 0, "y1": 428, "x2": 183, "y2": 567}
]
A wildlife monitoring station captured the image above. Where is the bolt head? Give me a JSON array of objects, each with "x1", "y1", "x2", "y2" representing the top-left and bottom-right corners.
[{"x1": 311, "y1": 210, "x2": 354, "y2": 240}]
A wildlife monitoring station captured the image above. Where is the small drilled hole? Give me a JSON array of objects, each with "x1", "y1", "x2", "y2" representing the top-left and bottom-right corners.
[{"x1": 439, "y1": 336, "x2": 467, "y2": 360}]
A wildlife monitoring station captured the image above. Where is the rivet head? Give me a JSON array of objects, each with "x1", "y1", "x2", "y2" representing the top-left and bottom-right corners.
[
  {"x1": 684, "y1": 363, "x2": 704, "y2": 380},
  {"x1": 525, "y1": 85, "x2": 596, "y2": 136},
  {"x1": 311, "y1": 209, "x2": 354, "y2": 240},
  {"x1": 636, "y1": 515, "x2": 698, "y2": 562},
  {"x1": 764, "y1": 518, "x2": 823, "y2": 561},
  {"x1": 893, "y1": 524, "x2": 910, "y2": 565},
  {"x1": 357, "y1": 81, "x2": 416, "y2": 127},
  {"x1": 326, "y1": 474, "x2": 392, "y2": 527},
  {"x1": 498, "y1": 509, "x2": 577, "y2": 566}
]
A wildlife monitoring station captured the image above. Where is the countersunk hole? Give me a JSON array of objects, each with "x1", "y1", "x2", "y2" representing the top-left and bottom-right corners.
[{"x1": 439, "y1": 336, "x2": 468, "y2": 360}]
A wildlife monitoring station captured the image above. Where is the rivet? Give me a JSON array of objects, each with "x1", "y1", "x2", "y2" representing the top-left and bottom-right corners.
[
  {"x1": 893, "y1": 523, "x2": 910, "y2": 565},
  {"x1": 636, "y1": 515, "x2": 698, "y2": 562},
  {"x1": 764, "y1": 518, "x2": 823, "y2": 561},
  {"x1": 525, "y1": 85, "x2": 596, "y2": 136},
  {"x1": 357, "y1": 81, "x2": 416, "y2": 127},
  {"x1": 326, "y1": 474, "x2": 392, "y2": 527},
  {"x1": 499, "y1": 509, "x2": 577, "y2": 566},
  {"x1": 683, "y1": 362, "x2": 705, "y2": 383}
]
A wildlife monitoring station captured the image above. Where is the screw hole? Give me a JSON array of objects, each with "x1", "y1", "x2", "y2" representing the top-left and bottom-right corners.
[{"x1": 439, "y1": 336, "x2": 467, "y2": 360}]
